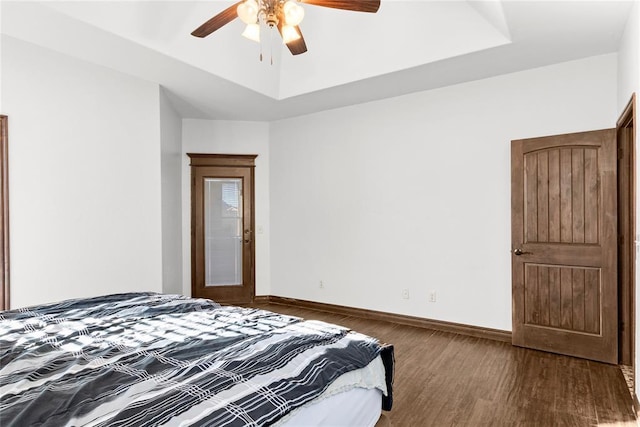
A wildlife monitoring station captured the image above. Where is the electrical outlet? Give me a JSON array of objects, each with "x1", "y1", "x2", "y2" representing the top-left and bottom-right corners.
[
  {"x1": 429, "y1": 291, "x2": 437, "y2": 303},
  {"x1": 402, "y1": 289, "x2": 409, "y2": 299},
  {"x1": 319, "y1": 280, "x2": 324, "y2": 289}
]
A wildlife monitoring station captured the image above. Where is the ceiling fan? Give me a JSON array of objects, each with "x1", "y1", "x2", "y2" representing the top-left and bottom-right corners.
[{"x1": 191, "y1": 0, "x2": 381, "y2": 56}]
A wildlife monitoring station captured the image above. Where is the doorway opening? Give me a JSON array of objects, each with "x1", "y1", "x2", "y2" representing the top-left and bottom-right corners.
[
  {"x1": 617, "y1": 93, "x2": 636, "y2": 398},
  {"x1": 188, "y1": 154, "x2": 257, "y2": 304}
]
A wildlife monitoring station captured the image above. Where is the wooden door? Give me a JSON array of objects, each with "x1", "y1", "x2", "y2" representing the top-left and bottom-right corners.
[
  {"x1": 189, "y1": 154, "x2": 256, "y2": 304},
  {"x1": 511, "y1": 129, "x2": 617, "y2": 364}
]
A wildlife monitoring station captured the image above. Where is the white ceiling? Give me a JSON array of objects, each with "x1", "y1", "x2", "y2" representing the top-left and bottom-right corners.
[{"x1": 0, "y1": 0, "x2": 634, "y2": 120}]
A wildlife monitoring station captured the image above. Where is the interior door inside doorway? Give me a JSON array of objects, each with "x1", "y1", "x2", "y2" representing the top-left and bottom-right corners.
[{"x1": 189, "y1": 154, "x2": 256, "y2": 304}]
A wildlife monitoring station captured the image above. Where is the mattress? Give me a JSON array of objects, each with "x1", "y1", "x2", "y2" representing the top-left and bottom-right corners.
[
  {"x1": 279, "y1": 387, "x2": 382, "y2": 427},
  {"x1": 0, "y1": 292, "x2": 393, "y2": 426},
  {"x1": 277, "y1": 354, "x2": 386, "y2": 427}
]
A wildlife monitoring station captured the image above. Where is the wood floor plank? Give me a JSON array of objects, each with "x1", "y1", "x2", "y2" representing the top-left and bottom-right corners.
[
  {"x1": 254, "y1": 303, "x2": 637, "y2": 426},
  {"x1": 468, "y1": 398, "x2": 598, "y2": 426},
  {"x1": 588, "y1": 361, "x2": 637, "y2": 424},
  {"x1": 555, "y1": 364, "x2": 597, "y2": 419}
]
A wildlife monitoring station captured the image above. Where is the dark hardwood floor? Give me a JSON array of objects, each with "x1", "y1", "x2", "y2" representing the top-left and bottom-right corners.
[{"x1": 253, "y1": 302, "x2": 637, "y2": 426}]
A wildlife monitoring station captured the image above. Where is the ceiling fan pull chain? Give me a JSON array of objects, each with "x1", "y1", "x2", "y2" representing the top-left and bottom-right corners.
[
  {"x1": 270, "y1": 28, "x2": 274, "y2": 65},
  {"x1": 259, "y1": 27, "x2": 264, "y2": 62}
]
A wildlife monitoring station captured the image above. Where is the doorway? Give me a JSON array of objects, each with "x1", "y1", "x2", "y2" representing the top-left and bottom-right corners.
[
  {"x1": 188, "y1": 154, "x2": 257, "y2": 304},
  {"x1": 617, "y1": 93, "x2": 636, "y2": 393},
  {"x1": 511, "y1": 93, "x2": 637, "y2": 368}
]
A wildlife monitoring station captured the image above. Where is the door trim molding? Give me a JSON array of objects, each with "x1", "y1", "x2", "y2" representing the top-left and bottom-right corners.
[
  {"x1": 617, "y1": 92, "x2": 636, "y2": 384},
  {"x1": 187, "y1": 153, "x2": 257, "y2": 304},
  {"x1": 0, "y1": 116, "x2": 9, "y2": 311},
  {"x1": 188, "y1": 153, "x2": 257, "y2": 168}
]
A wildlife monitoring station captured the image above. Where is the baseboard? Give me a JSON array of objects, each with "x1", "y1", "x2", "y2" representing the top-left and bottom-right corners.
[
  {"x1": 255, "y1": 295, "x2": 512, "y2": 343},
  {"x1": 253, "y1": 295, "x2": 270, "y2": 304}
]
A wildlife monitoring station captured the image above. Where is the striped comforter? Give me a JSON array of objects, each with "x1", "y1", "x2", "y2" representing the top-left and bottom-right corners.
[{"x1": 0, "y1": 293, "x2": 389, "y2": 426}]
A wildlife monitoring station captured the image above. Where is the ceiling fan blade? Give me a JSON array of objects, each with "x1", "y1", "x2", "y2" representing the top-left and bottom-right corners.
[
  {"x1": 299, "y1": 0, "x2": 380, "y2": 13},
  {"x1": 191, "y1": 1, "x2": 243, "y2": 38},
  {"x1": 277, "y1": 23, "x2": 308, "y2": 55}
]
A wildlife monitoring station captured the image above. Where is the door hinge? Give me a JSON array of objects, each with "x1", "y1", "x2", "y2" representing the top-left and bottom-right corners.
[
  {"x1": 618, "y1": 148, "x2": 624, "y2": 159},
  {"x1": 619, "y1": 234, "x2": 624, "y2": 245}
]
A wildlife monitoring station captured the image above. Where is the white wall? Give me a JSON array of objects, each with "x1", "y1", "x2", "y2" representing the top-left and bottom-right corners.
[
  {"x1": 181, "y1": 120, "x2": 271, "y2": 296},
  {"x1": 617, "y1": 0, "x2": 640, "y2": 401},
  {"x1": 2, "y1": 36, "x2": 163, "y2": 308},
  {"x1": 160, "y1": 88, "x2": 183, "y2": 295},
  {"x1": 618, "y1": 0, "x2": 639, "y2": 115},
  {"x1": 270, "y1": 54, "x2": 617, "y2": 331}
]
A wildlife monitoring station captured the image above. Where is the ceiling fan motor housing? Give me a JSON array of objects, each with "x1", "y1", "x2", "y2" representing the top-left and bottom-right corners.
[{"x1": 266, "y1": 11, "x2": 279, "y2": 27}]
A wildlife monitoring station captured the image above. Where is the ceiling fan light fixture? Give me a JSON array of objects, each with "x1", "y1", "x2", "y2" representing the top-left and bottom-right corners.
[
  {"x1": 237, "y1": 0, "x2": 259, "y2": 25},
  {"x1": 191, "y1": 0, "x2": 381, "y2": 57},
  {"x1": 283, "y1": 1, "x2": 304, "y2": 26},
  {"x1": 281, "y1": 24, "x2": 301, "y2": 43},
  {"x1": 242, "y1": 23, "x2": 261, "y2": 42}
]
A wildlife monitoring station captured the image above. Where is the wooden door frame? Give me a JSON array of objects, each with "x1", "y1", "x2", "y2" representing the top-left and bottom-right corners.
[
  {"x1": 188, "y1": 153, "x2": 257, "y2": 304},
  {"x1": 617, "y1": 93, "x2": 636, "y2": 379},
  {"x1": 0, "y1": 116, "x2": 9, "y2": 311}
]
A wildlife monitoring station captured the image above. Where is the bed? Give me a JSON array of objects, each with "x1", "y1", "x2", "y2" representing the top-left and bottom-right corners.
[{"x1": 0, "y1": 293, "x2": 393, "y2": 426}]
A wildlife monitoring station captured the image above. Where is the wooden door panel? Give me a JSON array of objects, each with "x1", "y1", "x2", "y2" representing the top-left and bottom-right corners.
[
  {"x1": 512, "y1": 129, "x2": 617, "y2": 364},
  {"x1": 524, "y1": 147, "x2": 599, "y2": 244},
  {"x1": 524, "y1": 264, "x2": 600, "y2": 334}
]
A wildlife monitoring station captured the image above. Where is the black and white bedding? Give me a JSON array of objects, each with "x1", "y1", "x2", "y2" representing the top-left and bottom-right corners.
[{"x1": 0, "y1": 293, "x2": 393, "y2": 426}]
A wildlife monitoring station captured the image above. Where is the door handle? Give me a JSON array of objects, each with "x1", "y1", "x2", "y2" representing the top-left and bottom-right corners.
[
  {"x1": 244, "y1": 229, "x2": 252, "y2": 244},
  {"x1": 513, "y1": 248, "x2": 531, "y2": 256}
]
